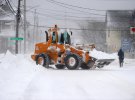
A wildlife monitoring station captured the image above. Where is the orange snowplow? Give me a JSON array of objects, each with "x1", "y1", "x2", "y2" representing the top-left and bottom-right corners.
[
  {"x1": 31, "y1": 25, "x2": 115, "y2": 69},
  {"x1": 31, "y1": 25, "x2": 96, "y2": 69}
]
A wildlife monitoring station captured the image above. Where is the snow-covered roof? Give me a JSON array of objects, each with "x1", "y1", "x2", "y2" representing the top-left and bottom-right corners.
[
  {"x1": 0, "y1": 30, "x2": 15, "y2": 37},
  {"x1": 0, "y1": 16, "x2": 15, "y2": 21}
]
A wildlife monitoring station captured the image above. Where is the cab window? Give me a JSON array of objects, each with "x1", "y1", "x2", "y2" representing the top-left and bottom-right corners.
[{"x1": 52, "y1": 32, "x2": 56, "y2": 43}]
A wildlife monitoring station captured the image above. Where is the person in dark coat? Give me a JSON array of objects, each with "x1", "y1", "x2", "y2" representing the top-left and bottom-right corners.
[{"x1": 118, "y1": 48, "x2": 124, "y2": 67}]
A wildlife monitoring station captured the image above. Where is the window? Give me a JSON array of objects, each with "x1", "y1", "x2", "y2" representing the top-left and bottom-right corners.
[
  {"x1": 52, "y1": 32, "x2": 57, "y2": 43},
  {"x1": 60, "y1": 33, "x2": 64, "y2": 44}
]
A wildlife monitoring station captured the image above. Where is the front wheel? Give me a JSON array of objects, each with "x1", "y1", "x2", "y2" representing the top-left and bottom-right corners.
[
  {"x1": 64, "y1": 54, "x2": 81, "y2": 70},
  {"x1": 88, "y1": 60, "x2": 95, "y2": 69},
  {"x1": 36, "y1": 54, "x2": 50, "y2": 68},
  {"x1": 81, "y1": 63, "x2": 90, "y2": 69},
  {"x1": 81, "y1": 60, "x2": 95, "y2": 69}
]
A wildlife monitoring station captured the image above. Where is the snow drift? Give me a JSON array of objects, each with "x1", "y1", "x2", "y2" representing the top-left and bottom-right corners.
[
  {"x1": 0, "y1": 50, "x2": 135, "y2": 100},
  {"x1": 0, "y1": 50, "x2": 42, "y2": 100}
]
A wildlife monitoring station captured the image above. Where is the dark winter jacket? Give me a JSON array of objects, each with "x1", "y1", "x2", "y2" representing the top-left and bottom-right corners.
[{"x1": 118, "y1": 49, "x2": 124, "y2": 60}]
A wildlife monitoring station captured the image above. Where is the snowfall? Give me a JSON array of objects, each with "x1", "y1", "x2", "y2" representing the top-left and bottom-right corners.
[{"x1": 0, "y1": 50, "x2": 135, "y2": 100}]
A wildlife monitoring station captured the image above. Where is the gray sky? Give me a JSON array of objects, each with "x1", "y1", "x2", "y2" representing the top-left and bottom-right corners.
[{"x1": 12, "y1": 0, "x2": 135, "y2": 28}]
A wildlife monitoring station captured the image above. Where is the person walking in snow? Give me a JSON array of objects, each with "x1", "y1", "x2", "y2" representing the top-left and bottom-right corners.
[{"x1": 118, "y1": 48, "x2": 124, "y2": 67}]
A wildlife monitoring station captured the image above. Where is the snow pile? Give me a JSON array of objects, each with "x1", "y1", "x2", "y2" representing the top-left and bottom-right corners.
[
  {"x1": 0, "y1": 53, "x2": 4, "y2": 58},
  {"x1": 90, "y1": 49, "x2": 117, "y2": 59},
  {"x1": 0, "y1": 53, "x2": 5, "y2": 63},
  {"x1": 0, "y1": 50, "x2": 16, "y2": 69},
  {"x1": 0, "y1": 50, "x2": 41, "y2": 100}
]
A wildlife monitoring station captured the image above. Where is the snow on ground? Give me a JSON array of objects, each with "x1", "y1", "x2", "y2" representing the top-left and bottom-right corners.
[
  {"x1": 0, "y1": 51, "x2": 135, "y2": 100},
  {"x1": 0, "y1": 51, "x2": 42, "y2": 100},
  {"x1": 0, "y1": 53, "x2": 4, "y2": 63}
]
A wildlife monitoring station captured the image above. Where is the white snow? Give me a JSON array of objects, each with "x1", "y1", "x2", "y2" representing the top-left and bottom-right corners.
[
  {"x1": 90, "y1": 49, "x2": 117, "y2": 59},
  {"x1": 0, "y1": 51, "x2": 135, "y2": 100}
]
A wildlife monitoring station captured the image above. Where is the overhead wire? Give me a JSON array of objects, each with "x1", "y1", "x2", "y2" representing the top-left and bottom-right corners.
[
  {"x1": 47, "y1": 0, "x2": 105, "y2": 11},
  {"x1": 37, "y1": 8, "x2": 105, "y2": 18},
  {"x1": 38, "y1": 7, "x2": 92, "y2": 15},
  {"x1": 10, "y1": 0, "x2": 17, "y2": 9},
  {"x1": 27, "y1": 10, "x2": 106, "y2": 22},
  {"x1": 30, "y1": 10, "x2": 104, "y2": 19},
  {"x1": 8, "y1": 0, "x2": 132, "y2": 31},
  {"x1": 45, "y1": 0, "x2": 106, "y2": 16},
  {"x1": 5, "y1": 0, "x2": 16, "y2": 15},
  {"x1": 45, "y1": 0, "x2": 133, "y2": 18},
  {"x1": 27, "y1": 10, "x2": 133, "y2": 23},
  {"x1": 28, "y1": 24, "x2": 130, "y2": 31},
  {"x1": 0, "y1": 5, "x2": 14, "y2": 19}
]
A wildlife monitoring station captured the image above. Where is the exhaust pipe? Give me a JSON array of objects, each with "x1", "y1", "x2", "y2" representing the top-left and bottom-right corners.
[{"x1": 45, "y1": 31, "x2": 48, "y2": 42}]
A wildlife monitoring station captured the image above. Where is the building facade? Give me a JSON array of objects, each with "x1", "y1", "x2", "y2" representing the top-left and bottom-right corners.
[
  {"x1": 0, "y1": 1, "x2": 16, "y2": 53},
  {"x1": 106, "y1": 10, "x2": 135, "y2": 58},
  {"x1": 106, "y1": 10, "x2": 135, "y2": 52}
]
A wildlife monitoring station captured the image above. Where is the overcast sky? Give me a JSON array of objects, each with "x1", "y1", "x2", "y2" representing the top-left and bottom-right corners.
[{"x1": 12, "y1": 0, "x2": 135, "y2": 28}]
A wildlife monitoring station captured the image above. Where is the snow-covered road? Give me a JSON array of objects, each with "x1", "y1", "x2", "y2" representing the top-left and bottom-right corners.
[{"x1": 0, "y1": 51, "x2": 135, "y2": 100}]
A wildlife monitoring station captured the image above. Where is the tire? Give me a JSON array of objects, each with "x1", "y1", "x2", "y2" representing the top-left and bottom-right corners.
[
  {"x1": 81, "y1": 63, "x2": 90, "y2": 69},
  {"x1": 36, "y1": 54, "x2": 50, "y2": 68},
  {"x1": 64, "y1": 54, "x2": 81, "y2": 70},
  {"x1": 55, "y1": 64, "x2": 65, "y2": 69},
  {"x1": 106, "y1": 62, "x2": 110, "y2": 65},
  {"x1": 97, "y1": 65, "x2": 104, "y2": 68},
  {"x1": 88, "y1": 60, "x2": 95, "y2": 69},
  {"x1": 81, "y1": 60, "x2": 95, "y2": 69}
]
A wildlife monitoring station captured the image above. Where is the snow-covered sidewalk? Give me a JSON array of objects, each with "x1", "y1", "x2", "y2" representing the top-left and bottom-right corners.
[{"x1": 0, "y1": 51, "x2": 135, "y2": 100}]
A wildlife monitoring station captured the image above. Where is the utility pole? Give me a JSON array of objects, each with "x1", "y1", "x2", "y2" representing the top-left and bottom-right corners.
[
  {"x1": 24, "y1": 0, "x2": 26, "y2": 53},
  {"x1": 64, "y1": 8, "x2": 67, "y2": 28},
  {"x1": 33, "y1": 9, "x2": 36, "y2": 44},
  {"x1": 36, "y1": 15, "x2": 39, "y2": 43},
  {"x1": 105, "y1": 11, "x2": 108, "y2": 52},
  {"x1": 16, "y1": 0, "x2": 21, "y2": 54}
]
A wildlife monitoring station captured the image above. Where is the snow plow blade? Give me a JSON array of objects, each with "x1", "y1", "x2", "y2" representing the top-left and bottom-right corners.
[{"x1": 95, "y1": 59, "x2": 115, "y2": 68}]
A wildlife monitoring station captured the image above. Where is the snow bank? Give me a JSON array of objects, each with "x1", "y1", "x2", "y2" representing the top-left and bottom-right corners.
[
  {"x1": 90, "y1": 49, "x2": 117, "y2": 59},
  {"x1": 0, "y1": 53, "x2": 4, "y2": 58},
  {"x1": 0, "y1": 50, "x2": 16, "y2": 68},
  {"x1": 0, "y1": 51, "x2": 41, "y2": 100},
  {"x1": 0, "y1": 53, "x2": 5, "y2": 63}
]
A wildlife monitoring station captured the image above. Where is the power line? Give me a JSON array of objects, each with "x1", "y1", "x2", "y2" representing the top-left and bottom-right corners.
[
  {"x1": 0, "y1": 6, "x2": 15, "y2": 18},
  {"x1": 37, "y1": 7, "x2": 106, "y2": 18},
  {"x1": 46, "y1": 0, "x2": 105, "y2": 12},
  {"x1": 28, "y1": 10, "x2": 105, "y2": 21},
  {"x1": 28, "y1": 12, "x2": 104, "y2": 22},
  {"x1": 26, "y1": 8, "x2": 106, "y2": 20},
  {"x1": 45, "y1": 0, "x2": 134, "y2": 18},
  {"x1": 38, "y1": 8, "x2": 90, "y2": 15},
  {"x1": 10, "y1": 0, "x2": 17, "y2": 8},
  {"x1": 45, "y1": 0, "x2": 106, "y2": 16},
  {"x1": 37, "y1": 11, "x2": 104, "y2": 19},
  {"x1": 29, "y1": 24, "x2": 130, "y2": 31},
  {"x1": 28, "y1": 10, "x2": 133, "y2": 23},
  {"x1": 5, "y1": 0, "x2": 16, "y2": 15}
]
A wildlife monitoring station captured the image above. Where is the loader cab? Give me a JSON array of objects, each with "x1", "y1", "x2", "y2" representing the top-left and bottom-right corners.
[
  {"x1": 45, "y1": 26, "x2": 72, "y2": 45},
  {"x1": 59, "y1": 30, "x2": 72, "y2": 45}
]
